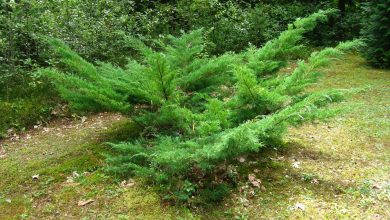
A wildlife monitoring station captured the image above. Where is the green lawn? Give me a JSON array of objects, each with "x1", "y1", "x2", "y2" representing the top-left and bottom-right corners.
[{"x1": 0, "y1": 55, "x2": 389, "y2": 219}]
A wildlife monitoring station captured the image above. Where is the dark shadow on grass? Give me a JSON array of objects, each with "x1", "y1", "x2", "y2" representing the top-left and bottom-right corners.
[
  {"x1": 280, "y1": 141, "x2": 340, "y2": 161},
  {"x1": 97, "y1": 118, "x2": 141, "y2": 143},
  {"x1": 235, "y1": 143, "x2": 355, "y2": 201},
  {"x1": 76, "y1": 120, "x2": 357, "y2": 214}
]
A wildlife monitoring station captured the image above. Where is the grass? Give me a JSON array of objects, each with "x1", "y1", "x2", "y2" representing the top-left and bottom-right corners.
[
  {"x1": 0, "y1": 55, "x2": 389, "y2": 219},
  {"x1": 0, "y1": 114, "x2": 195, "y2": 219}
]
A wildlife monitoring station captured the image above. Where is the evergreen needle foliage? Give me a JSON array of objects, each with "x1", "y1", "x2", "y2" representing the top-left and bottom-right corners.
[{"x1": 40, "y1": 9, "x2": 361, "y2": 203}]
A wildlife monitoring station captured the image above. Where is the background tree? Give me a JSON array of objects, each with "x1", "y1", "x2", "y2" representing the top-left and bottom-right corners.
[{"x1": 360, "y1": 0, "x2": 390, "y2": 68}]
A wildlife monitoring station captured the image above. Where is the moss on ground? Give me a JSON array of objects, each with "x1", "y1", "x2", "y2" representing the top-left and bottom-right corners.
[{"x1": 0, "y1": 55, "x2": 389, "y2": 219}]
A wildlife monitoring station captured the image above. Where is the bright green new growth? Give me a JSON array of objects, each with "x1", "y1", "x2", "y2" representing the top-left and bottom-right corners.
[{"x1": 41, "y1": 9, "x2": 361, "y2": 202}]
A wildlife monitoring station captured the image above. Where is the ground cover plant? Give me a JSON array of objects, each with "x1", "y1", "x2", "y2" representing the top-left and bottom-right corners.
[{"x1": 39, "y1": 10, "x2": 363, "y2": 204}]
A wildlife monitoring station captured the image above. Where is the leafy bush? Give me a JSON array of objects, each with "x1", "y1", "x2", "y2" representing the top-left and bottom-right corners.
[
  {"x1": 0, "y1": 98, "x2": 56, "y2": 138},
  {"x1": 173, "y1": 0, "x2": 322, "y2": 54},
  {"x1": 41, "y1": 10, "x2": 361, "y2": 203},
  {"x1": 360, "y1": 0, "x2": 390, "y2": 68},
  {"x1": 0, "y1": 65, "x2": 60, "y2": 137}
]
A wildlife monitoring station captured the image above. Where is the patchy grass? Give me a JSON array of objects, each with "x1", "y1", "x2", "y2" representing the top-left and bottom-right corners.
[
  {"x1": 0, "y1": 55, "x2": 389, "y2": 219},
  {"x1": 212, "y1": 55, "x2": 390, "y2": 219},
  {"x1": 0, "y1": 114, "x2": 196, "y2": 219}
]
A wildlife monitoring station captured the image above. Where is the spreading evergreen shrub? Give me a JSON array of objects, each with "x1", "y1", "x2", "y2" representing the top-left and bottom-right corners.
[
  {"x1": 40, "y1": 10, "x2": 361, "y2": 203},
  {"x1": 360, "y1": 0, "x2": 390, "y2": 68}
]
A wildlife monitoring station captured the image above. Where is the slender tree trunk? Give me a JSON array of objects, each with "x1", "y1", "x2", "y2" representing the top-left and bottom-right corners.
[{"x1": 7, "y1": 3, "x2": 15, "y2": 101}]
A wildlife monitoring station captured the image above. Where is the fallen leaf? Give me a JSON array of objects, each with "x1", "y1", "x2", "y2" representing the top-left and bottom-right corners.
[
  {"x1": 248, "y1": 174, "x2": 256, "y2": 182},
  {"x1": 292, "y1": 161, "x2": 300, "y2": 168},
  {"x1": 294, "y1": 203, "x2": 305, "y2": 211},
  {"x1": 81, "y1": 116, "x2": 87, "y2": 123},
  {"x1": 248, "y1": 189, "x2": 256, "y2": 198},
  {"x1": 72, "y1": 171, "x2": 80, "y2": 178},
  {"x1": 251, "y1": 180, "x2": 261, "y2": 188},
  {"x1": 66, "y1": 176, "x2": 74, "y2": 183},
  {"x1": 120, "y1": 179, "x2": 135, "y2": 188},
  {"x1": 5, "y1": 198, "x2": 11, "y2": 203},
  {"x1": 238, "y1": 157, "x2": 246, "y2": 163},
  {"x1": 372, "y1": 183, "x2": 382, "y2": 189},
  {"x1": 32, "y1": 174, "x2": 40, "y2": 180},
  {"x1": 78, "y1": 199, "x2": 94, "y2": 206},
  {"x1": 248, "y1": 174, "x2": 262, "y2": 188},
  {"x1": 311, "y1": 179, "x2": 319, "y2": 184},
  {"x1": 238, "y1": 197, "x2": 249, "y2": 207},
  {"x1": 11, "y1": 134, "x2": 20, "y2": 141}
]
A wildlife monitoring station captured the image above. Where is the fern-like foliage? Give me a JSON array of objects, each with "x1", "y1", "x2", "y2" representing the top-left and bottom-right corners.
[{"x1": 40, "y1": 9, "x2": 361, "y2": 203}]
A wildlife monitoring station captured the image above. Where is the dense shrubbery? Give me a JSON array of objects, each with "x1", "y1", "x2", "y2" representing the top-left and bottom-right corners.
[
  {"x1": 0, "y1": 0, "x2": 368, "y2": 90},
  {"x1": 0, "y1": 98, "x2": 56, "y2": 138},
  {"x1": 0, "y1": 0, "x2": 331, "y2": 135},
  {"x1": 0, "y1": 0, "x2": 322, "y2": 69},
  {"x1": 360, "y1": 0, "x2": 390, "y2": 68},
  {"x1": 307, "y1": 5, "x2": 363, "y2": 46},
  {"x1": 41, "y1": 10, "x2": 361, "y2": 203},
  {"x1": 0, "y1": 80, "x2": 60, "y2": 137}
]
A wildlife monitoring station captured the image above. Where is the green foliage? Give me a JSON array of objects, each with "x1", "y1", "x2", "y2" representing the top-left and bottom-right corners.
[
  {"x1": 176, "y1": 0, "x2": 324, "y2": 54},
  {"x1": 42, "y1": 10, "x2": 361, "y2": 204},
  {"x1": 0, "y1": 0, "x2": 360, "y2": 137},
  {"x1": 306, "y1": 1, "x2": 364, "y2": 47},
  {"x1": 0, "y1": 98, "x2": 56, "y2": 138},
  {"x1": 36, "y1": 38, "x2": 131, "y2": 113},
  {"x1": 360, "y1": 0, "x2": 390, "y2": 68}
]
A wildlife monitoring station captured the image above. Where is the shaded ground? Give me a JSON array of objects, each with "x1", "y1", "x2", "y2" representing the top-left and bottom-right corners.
[
  {"x1": 0, "y1": 114, "x2": 189, "y2": 219},
  {"x1": 0, "y1": 55, "x2": 389, "y2": 219}
]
